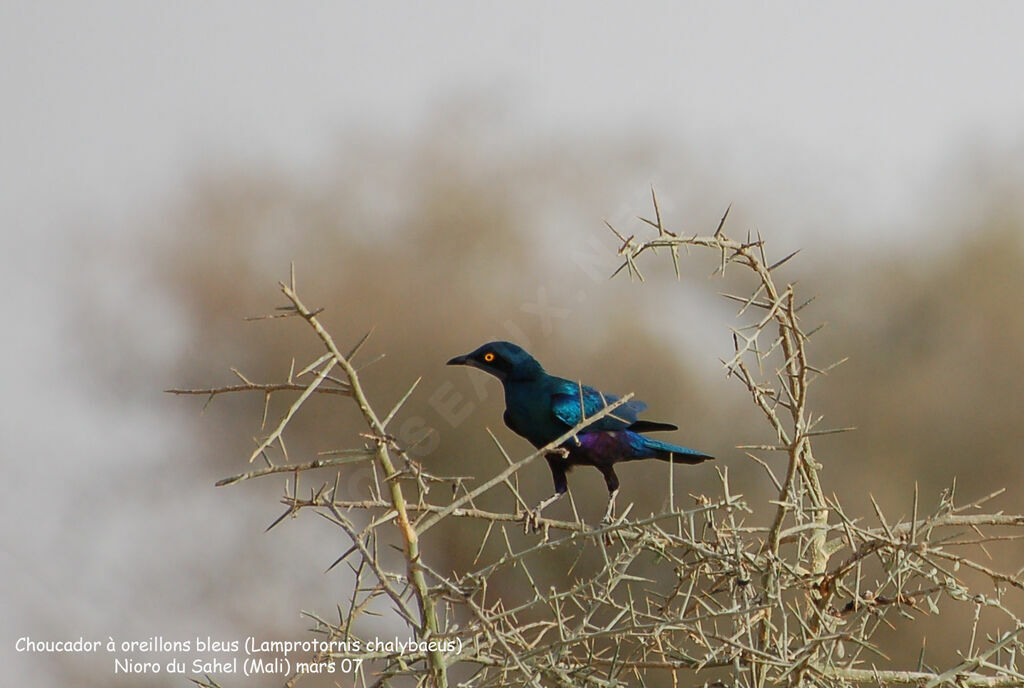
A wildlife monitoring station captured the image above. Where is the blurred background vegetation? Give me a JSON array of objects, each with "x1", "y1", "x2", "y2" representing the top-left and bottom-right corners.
[{"x1": 38, "y1": 112, "x2": 1018, "y2": 686}]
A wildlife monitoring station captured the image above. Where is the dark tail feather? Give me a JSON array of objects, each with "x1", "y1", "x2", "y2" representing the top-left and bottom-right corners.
[
  {"x1": 640, "y1": 436, "x2": 714, "y2": 464},
  {"x1": 628, "y1": 420, "x2": 679, "y2": 433}
]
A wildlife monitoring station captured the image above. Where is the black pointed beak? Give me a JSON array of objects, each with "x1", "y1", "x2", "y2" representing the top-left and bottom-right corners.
[{"x1": 447, "y1": 354, "x2": 469, "y2": 366}]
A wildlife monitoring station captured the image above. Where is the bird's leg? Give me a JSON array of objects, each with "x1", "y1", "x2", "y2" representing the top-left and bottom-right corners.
[
  {"x1": 597, "y1": 466, "x2": 621, "y2": 525},
  {"x1": 534, "y1": 490, "x2": 564, "y2": 513},
  {"x1": 524, "y1": 489, "x2": 565, "y2": 532},
  {"x1": 602, "y1": 488, "x2": 619, "y2": 524},
  {"x1": 525, "y1": 452, "x2": 569, "y2": 533}
]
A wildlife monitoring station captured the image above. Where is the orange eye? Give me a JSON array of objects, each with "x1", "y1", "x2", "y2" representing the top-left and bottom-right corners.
[{"x1": 483, "y1": 352, "x2": 496, "y2": 362}]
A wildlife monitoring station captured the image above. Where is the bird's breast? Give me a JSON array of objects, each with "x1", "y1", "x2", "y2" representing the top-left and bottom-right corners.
[{"x1": 503, "y1": 386, "x2": 560, "y2": 447}]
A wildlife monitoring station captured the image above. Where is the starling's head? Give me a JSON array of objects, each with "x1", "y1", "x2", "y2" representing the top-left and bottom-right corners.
[{"x1": 446, "y1": 341, "x2": 544, "y2": 381}]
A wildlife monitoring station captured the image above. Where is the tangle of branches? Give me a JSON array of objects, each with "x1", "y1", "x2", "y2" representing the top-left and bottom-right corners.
[{"x1": 172, "y1": 194, "x2": 1024, "y2": 688}]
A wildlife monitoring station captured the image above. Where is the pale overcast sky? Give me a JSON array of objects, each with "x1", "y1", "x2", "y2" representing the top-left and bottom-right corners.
[{"x1": 4, "y1": 2, "x2": 1023, "y2": 237}]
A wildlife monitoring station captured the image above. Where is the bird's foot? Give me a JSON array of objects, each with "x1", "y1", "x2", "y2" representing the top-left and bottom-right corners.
[
  {"x1": 601, "y1": 491, "x2": 637, "y2": 545},
  {"x1": 524, "y1": 492, "x2": 564, "y2": 534},
  {"x1": 523, "y1": 509, "x2": 543, "y2": 535},
  {"x1": 523, "y1": 506, "x2": 552, "y2": 536}
]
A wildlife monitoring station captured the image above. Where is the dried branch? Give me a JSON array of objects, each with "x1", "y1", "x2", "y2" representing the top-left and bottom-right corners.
[{"x1": 174, "y1": 199, "x2": 1024, "y2": 688}]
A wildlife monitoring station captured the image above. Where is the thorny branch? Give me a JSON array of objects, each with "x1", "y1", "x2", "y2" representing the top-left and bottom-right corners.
[{"x1": 176, "y1": 199, "x2": 1024, "y2": 687}]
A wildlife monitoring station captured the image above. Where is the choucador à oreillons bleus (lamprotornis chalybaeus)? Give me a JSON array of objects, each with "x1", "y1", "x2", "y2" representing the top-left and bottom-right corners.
[{"x1": 447, "y1": 341, "x2": 713, "y2": 524}]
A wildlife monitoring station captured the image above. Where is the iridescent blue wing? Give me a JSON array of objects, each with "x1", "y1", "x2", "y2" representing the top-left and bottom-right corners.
[{"x1": 550, "y1": 381, "x2": 648, "y2": 432}]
